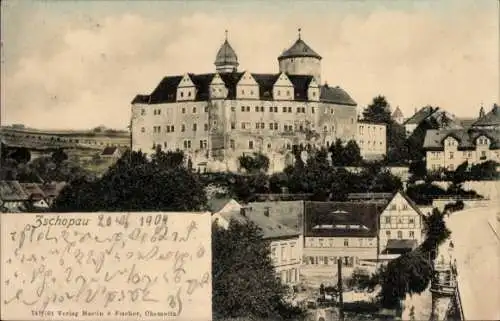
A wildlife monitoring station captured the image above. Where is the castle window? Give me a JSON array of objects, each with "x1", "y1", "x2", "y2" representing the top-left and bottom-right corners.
[
  {"x1": 274, "y1": 123, "x2": 279, "y2": 130},
  {"x1": 242, "y1": 90, "x2": 245, "y2": 95},
  {"x1": 288, "y1": 107, "x2": 292, "y2": 113},
  {"x1": 274, "y1": 106, "x2": 278, "y2": 112},
  {"x1": 230, "y1": 139, "x2": 235, "y2": 149},
  {"x1": 241, "y1": 106, "x2": 245, "y2": 112},
  {"x1": 248, "y1": 141, "x2": 254, "y2": 149},
  {"x1": 182, "y1": 107, "x2": 186, "y2": 114},
  {"x1": 192, "y1": 124, "x2": 197, "y2": 131},
  {"x1": 181, "y1": 124, "x2": 186, "y2": 132},
  {"x1": 286, "y1": 90, "x2": 290, "y2": 96},
  {"x1": 204, "y1": 123, "x2": 208, "y2": 131},
  {"x1": 246, "y1": 106, "x2": 250, "y2": 112},
  {"x1": 283, "y1": 107, "x2": 287, "y2": 112},
  {"x1": 231, "y1": 122, "x2": 236, "y2": 129},
  {"x1": 267, "y1": 143, "x2": 272, "y2": 149},
  {"x1": 141, "y1": 109, "x2": 146, "y2": 116},
  {"x1": 250, "y1": 90, "x2": 254, "y2": 95},
  {"x1": 260, "y1": 106, "x2": 264, "y2": 112},
  {"x1": 312, "y1": 92, "x2": 316, "y2": 97},
  {"x1": 277, "y1": 90, "x2": 281, "y2": 96},
  {"x1": 183, "y1": 140, "x2": 191, "y2": 149},
  {"x1": 241, "y1": 123, "x2": 246, "y2": 129},
  {"x1": 397, "y1": 231, "x2": 403, "y2": 239},
  {"x1": 192, "y1": 107, "x2": 197, "y2": 113},
  {"x1": 141, "y1": 127, "x2": 145, "y2": 133},
  {"x1": 188, "y1": 91, "x2": 191, "y2": 97},
  {"x1": 312, "y1": 107, "x2": 315, "y2": 114},
  {"x1": 205, "y1": 106, "x2": 208, "y2": 112},
  {"x1": 231, "y1": 106, "x2": 236, "y2": 112},
  {"x1": 180, "y1": 92, "x2": 184, "y2": 98}
]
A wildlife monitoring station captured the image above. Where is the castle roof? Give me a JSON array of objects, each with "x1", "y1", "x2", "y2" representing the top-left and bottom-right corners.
[
  {"x1": 472, "y1": 104, "x2": 500, "y2": 127},
  {"x1": 133, "y1": 73, "x2": 357, "y2": 106},
  {"x1": 214, "y1": 39, "x2": 239, "y2": 67},
  {"x1": 278, "y1": 38, "x2": 322, "y2": 60},
  {"x1": 423, "y1": 128, "x2": 500, "y2": 151}
]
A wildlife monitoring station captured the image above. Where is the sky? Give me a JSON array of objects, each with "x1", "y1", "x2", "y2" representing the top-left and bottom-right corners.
[{"x1": 1, "y1": 0, "x2": 499, "y2": 130}]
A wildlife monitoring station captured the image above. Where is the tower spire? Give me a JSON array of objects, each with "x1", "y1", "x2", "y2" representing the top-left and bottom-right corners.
[
  {"x1": 298, "y1": 27, "x2": 301, "y2": 40},
  {"x1": 225, "y1": 29, "x2": 228, "y2": 41}
]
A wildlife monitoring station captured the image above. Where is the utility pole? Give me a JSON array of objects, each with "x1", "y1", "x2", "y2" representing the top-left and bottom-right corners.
[{"x1": 337, "y1": 258, "x2": 344, "y2": 321}]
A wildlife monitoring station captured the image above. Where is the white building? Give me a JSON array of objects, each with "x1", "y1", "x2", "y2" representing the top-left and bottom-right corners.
[
  {"x1": 356, "y1": 121, "x2": 387, "y2": 161},
  {"x1": 378, "y1": 191, "x2": 426, "y2": 256},
  {"x1": 211, "y1": 204, "x2": 302, "y2": 285},
  {"x1": 131, "y1": 31, "x2": 360, "y2": 173}
]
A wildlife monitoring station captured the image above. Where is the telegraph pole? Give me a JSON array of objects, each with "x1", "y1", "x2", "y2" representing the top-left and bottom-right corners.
[{"x1": 337, "y1": 258, "x2": 344, "y2": 321}]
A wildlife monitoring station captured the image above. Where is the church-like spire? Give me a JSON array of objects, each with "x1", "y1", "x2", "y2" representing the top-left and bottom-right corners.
[
  {"x1": 298, "y1": 27, "x2": 301, "y2": 40},
  {"x1": 214, "y1": 30, "x2": 239, "y2": 73}
]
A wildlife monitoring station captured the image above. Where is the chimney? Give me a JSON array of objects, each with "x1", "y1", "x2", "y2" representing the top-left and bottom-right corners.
[{"x1": 479, "y1": 104, "x2": 485, "y2": 118}]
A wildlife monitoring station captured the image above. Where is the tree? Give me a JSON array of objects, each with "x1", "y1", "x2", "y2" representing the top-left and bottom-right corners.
[
  {"x1": 340, "y1": 140, "x2": 362, "y2": 166},
  {"x1": 212, "y1": 219, "x2": 305, "y2": 320},
  {"x1": 238, "y1": 152, "x2": 270, "y2": 173},
  {"x1": 9, "y1": 147, "x2": 31, "y2": 164},
  {"x1": 363, "y1": 96, "x2": 392, "y2": 124},
  {"x1": 52, "y1": 150, "x2": 206, "y2": 212},
  {"x1": 448, "y1": 161, "x2": 468, "y2": 194},
  {"x1": 329, "y1": 139, "x2": 344, "y2": 166},
  {"x1": 51, "y1": 149, "x2": 68, "y2": 165}
]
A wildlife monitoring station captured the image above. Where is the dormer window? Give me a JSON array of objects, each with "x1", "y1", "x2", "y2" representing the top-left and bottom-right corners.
[
  {"x1": 278, "y1": 90, "x2": 281, "y2": 96},
  {"x1": 188, "y1": 91, "x2": 192, "y2": 97},
  {"x1": 286, "y1": 90, "x2": 290, "y2": 96},
  {"x1": 180, "y1": 92, "x2": 184, "y2": 98}
]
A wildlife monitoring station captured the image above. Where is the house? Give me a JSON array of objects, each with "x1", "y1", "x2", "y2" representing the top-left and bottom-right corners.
[
  {"x1": 302, "y1": 202, "x2": 385, "y2": 269},
  {"x1": 378, "y1": 191, "x2": 425, "y2": 257},
  {"x1": 212, "y1": 206, "x2": 302, "y2": 285},
  {"x1": 19, "y1": 183, "x2": 49, "y2": 210},
  {"x1": 100, "y1": 146, "x2": 124, "y2": 160},
  {"x1": 403, "y1": 106, "x2": 462, "y2": 137},
  {"x1": 38, "y1": 182, "x2": 67, "y2": 207},
  {"x1": 356, "y1": 122, "x2": 387, "y2": 161},
  {"x1": 0, "y1": 181, "x2": 29, "y2": 212},
  {"x1": 423, "y1": 128, "x2": 500, "y2": 172}
]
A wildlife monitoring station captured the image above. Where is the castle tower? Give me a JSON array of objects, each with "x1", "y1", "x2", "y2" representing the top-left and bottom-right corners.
[
  {"x1": 214, "y1": 30, "x2": 239, "y2": 73},
  {"x1": 278, "y1": 28, "x2": 322, "y2": 84}
]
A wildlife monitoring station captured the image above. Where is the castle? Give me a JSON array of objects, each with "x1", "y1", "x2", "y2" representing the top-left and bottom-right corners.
[{"x1": 131, "y1": 31, "x2": 386, "y2": 172}]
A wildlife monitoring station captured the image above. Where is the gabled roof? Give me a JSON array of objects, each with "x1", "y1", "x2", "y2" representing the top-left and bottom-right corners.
[
  {"x1": 397, "y1": 190, "x2": 425, "y2": 217},
  {"x1": 19, "y1": 183, "x2": 46, "y2": 201},
  {"x1": 403, "y1": 106, "x2": 439, "y2": 125},
  {"x1": 320, "y1": 85, "x2": 357, "y2": 106},
  {"x1": 392, "y1": 106, "x2": 403, "y2": 118},
  {"x1": 101, "y1": 146, "x2": 119, "y2": 156},
  {"x1": 304, "y1": 201, "x2": 386, "y2": 237},
  {"x1": 278, "y1": 38, "x2": 322, "y2": 60},
  {"x1": 208, "y1": 197, "x2": 236, "y2": 213},
  {"x1": 218, "y1": 209, "x2": 300, "y2": 240},
  {"x1": 133, "y1": 73, "x2": 357, "y2": 106},
  {"x1": 423, "y1": 128, "x2": 500, "y2": 151},
  {"x1": 0, "y1": 181, "x2": 29, "y2": 201},
  {"x1": 472, "y1": 104, "x2": 500, "y2": 127},
  {"x1": 39, "y1": 182, "x2": 67, "y2": 198}
]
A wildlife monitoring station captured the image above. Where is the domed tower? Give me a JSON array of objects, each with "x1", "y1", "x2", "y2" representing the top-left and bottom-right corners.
[
  {"x1": 278, "y1": 29, "x2": 322, "y2": 84},
  {"x1": 214, "y1": 30, "x2": 239, "y2": 73}
]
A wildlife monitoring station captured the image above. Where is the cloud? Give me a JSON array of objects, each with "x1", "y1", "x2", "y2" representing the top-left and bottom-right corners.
[{"x1": 1, "y1": 2, "x2": 498, "y2": 129}]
